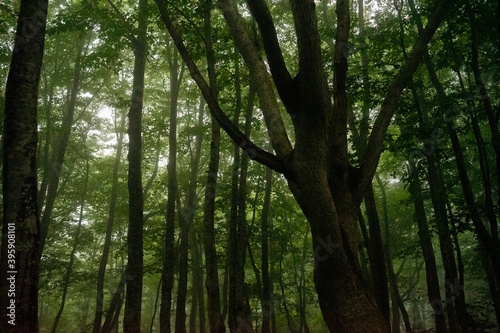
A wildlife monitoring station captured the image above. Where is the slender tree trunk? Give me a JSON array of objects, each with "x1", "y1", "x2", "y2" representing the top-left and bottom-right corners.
[
  {"x1": 375, "y1": 175, "x2": 412, "y2": 333},
  {"x1": 456, "y1": 69, "x2": 498, "y2": 240},
  {"x1": 160, "y1": 46, "x2": 182, "y2": 333},
  {"x1": 124, "y1": 0, "x2": 148, "y2": 330},
  {"x1": 101, "y1": 271, "x2": 127, "y2": 333},
  {"x1": 150, "y1": 278, "x2": 162, "y2": 332},
  {"x1": 39, "y1": 35, "x2": 86, "y2": 254},
  {"x1": 364, "y1": 187, "x2": 390, "y2": 322},
  {"x1": 394, "y1": 4, "x2": 448, "y2": 331},
  {"x1": 174, "y1": 63, "x2": 189, "y2": 333},
  {"x1": 480, "y1": 244, "x2": 500, "y2": 327},
  {"x1": 407, "y1": 156, "x2": 448, "y2": 332},
  {"x1": 425, "y1": 155, "x2": 459, "y2": 331},
  {"x1": 0, "y1": 1, "x2": 47, "y2": 331},
  {"x1": 51, "y1": 150, "x2": 90, "y2": 333},
  {"x1": 203, "y1": 116, "x2": 223, "y2": 333},
  {"x1": 189, "y1": 273, "x2": 198, "y2": 333},
  {"x1": 39, "y1": 54, "x2": 61, "y2": 211},
  {"x1": 185, "y1": 100, "x2": 206, "y2": 333},
  {"x1": 270, "y1": 234, "x2": 277, "y2": 333},
  {"x1": 233, "y1": 83, "x2": 256, "y2": 331},
  {"x1": 175, "y1": 212, "x2": 189, "y2": 333},
  {"x1": 261, "y1": 162, "x2": 273, "y2": 333},
  {"x1": 410, "y1": 2, "x2": 491, "y2": 329},
  {"x1": 468, "y1": 4, "x2": 500, "y2": 198},
  {"x1": 228, "y1": 45, "x2": 243, "y2": 333},
  {"x1": 279, "y1": 253, "x2": 297, "y2": 333},
  {"x1": 200, "y1": 1, "x2": 225, "y2": 332},
  {"x1": 92, "y1": 110, "x2": 126, "y2": 333},
  {"x1": 190, "y1": 234, "x2": 206, "y2": 333}
]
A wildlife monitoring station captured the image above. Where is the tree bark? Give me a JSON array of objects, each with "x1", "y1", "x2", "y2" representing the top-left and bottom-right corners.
[
  {"x1": 0, "y1": 1, "x2": 47, "y2": 331},
  {"x1": 124, "y1": 0, "x2": 148, "y2": 330}
]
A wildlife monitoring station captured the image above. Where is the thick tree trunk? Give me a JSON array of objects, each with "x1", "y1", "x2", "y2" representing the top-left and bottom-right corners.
[
  {"x1": 0, "y1": 1, "x2": 47, "y2": 331},
  {"x1": 289, "y1": 171, "x2": 389, "y2": 332},
  {"x1": 124, "y1": 0, "x2": 148, "y2": 330},
  {"x1": 92, "y1": 110, "x2": 125, "y2": 333}
]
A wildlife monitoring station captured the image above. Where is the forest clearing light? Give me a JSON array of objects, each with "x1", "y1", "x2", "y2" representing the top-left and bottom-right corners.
[{"x1": 95, "y1": 105, "x2": 120, "y2": 156}]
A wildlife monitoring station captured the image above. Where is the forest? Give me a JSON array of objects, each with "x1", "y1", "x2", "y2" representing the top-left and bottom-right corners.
[{"x1": 0, "y1": 0, "x2": 500, "y2": 332}]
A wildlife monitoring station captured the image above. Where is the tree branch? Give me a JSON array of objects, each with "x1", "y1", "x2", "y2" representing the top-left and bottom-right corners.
[
  {"x1": 217, "y1": 0, "x2": 293, "y2": 158},
  {"x1": 331, "y1": 0, "x2": 350, "y2": 164},
  {"x1": 154, "y1": 0, "x2": 287, "y2": 175},
  {"x1": 106, "y1": 0, "x2": 138, "y2": 46},
  {"x1": 245, "y1": 0, "x2": 297, "y2": 109},
  {"x1": 355, "y1": 0, "x2": 451, "y2": 203},
  {"x1": 289, "y1": 0, "x2": 327, "y2": 96}
]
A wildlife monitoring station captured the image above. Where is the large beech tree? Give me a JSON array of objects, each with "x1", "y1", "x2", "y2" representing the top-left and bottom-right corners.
[
  {"x1": 155, "y1": 0, "x2": 453, "y2": 330},
  {"x1": 0, "y1": 0, "x2": 48, "y2": 331}
]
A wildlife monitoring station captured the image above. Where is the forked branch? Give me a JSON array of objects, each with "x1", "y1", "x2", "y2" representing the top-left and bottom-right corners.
[
  {"x1": 154, "y1": 0, "x2": 287, "y2": 174},
  {"x1": 355, "y1": 0, "x2": 451, "y2": 203},
  {"x1": 245, "y1": 0, "x2": 297, "y2": 109}
]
